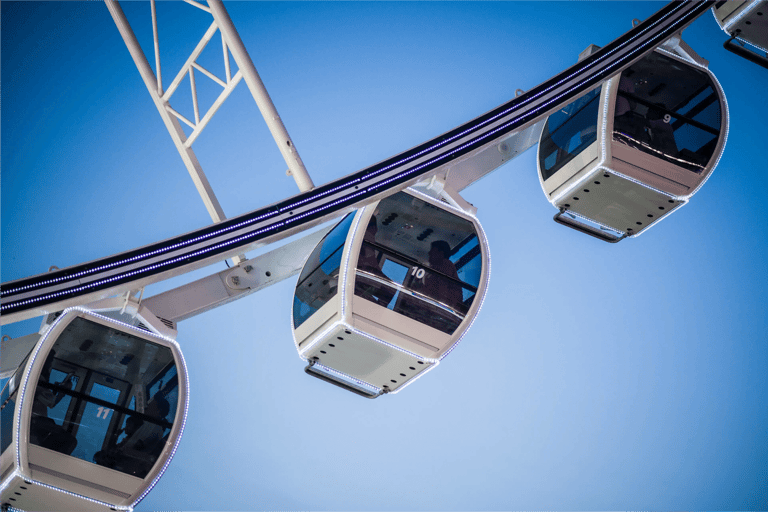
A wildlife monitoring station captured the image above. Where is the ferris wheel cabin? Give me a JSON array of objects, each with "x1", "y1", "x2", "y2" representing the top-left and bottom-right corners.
[
  {"x1": 537, "y1": 41, "x2": 728, "y2": 242},
  {"x1": 1, "y1": 308, "x2": 188, "y2": 511},
  {"x1": 291, "y1": 189, "x2": 490, "y2": 398}
]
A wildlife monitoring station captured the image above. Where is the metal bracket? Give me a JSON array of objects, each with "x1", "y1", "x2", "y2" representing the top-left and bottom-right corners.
[
  {"x1": 553, "y1": 209, "x2": 628, "y2": 243},
  {"x1": 141, "y1": 223, "x2": 334, "y2": 323},
  {"x1": 120, "y1": 288, "x2": 144, "y2": 316},
  {"x1": 660, "y1": 32, "x2": 710, "y2": 67},
  {"x1": 224, "y1": 262, "x2": 258, "y2": 290},
  {"x1": 411, "y1": 176, "x2": 478, "y2": 215}
]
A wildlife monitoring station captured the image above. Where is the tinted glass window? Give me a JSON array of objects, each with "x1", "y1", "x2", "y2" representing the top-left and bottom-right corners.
[
  {"x1": 354, "y1": 192, "x2": 481, "y2": 334},
  {"x1": 539, "y1": 87, "x2": 601, "y2": 181},
  {"x1": 293, "y1": 214, "x2": 355, "y2": 328},
  {"x1": 613, "y1": 51, "x2": 721, "y2": 173},
  {"x1": 30, "y1": 316, "x2": 178, "y2": 479}
]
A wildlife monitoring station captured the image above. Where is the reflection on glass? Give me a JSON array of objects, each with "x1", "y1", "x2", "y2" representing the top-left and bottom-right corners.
[
  {"x1": 354, "y1": 193, "x2": 481, "y2": 334},
  {"x1": 30, "y1": 316, "x2": 178, "y2": 479},
  {"x1": 613, "y1": 51, "x2": 721, "y2": 173},
  {"x1": 1, "y1": 353, "x2": 31, "y2": 454},
  {"x1": 1, "y1": 384, "x2": 16, "y2": 454},
  {"x1": 293, "y1": 213, "x2": 355, "y2": 328},
  {"x1": 539, "y1": 87, "x2": 601, "y2": 181}
]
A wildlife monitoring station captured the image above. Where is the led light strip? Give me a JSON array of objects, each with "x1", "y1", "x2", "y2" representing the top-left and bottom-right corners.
[
  {"x1": 404, "y1": 187, "x2": 492, "y2": 363},
  {"x1": 310, "y1": 361, "x2": 381, "y2": 394},
  {"x1": 11, "y1": 307, "x2": 189, "y2": 510},
  {"x1": 1, "y1": 1, "x2": 713, "y2": 316},
  {"x1": 551, "y1": 43, "x2": 728, "y2": 238}
]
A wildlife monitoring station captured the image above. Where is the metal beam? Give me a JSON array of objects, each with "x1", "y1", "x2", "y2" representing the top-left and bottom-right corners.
[
  {"x1": 142, "y1": 224, "x2": 333, "y2": 323},
  {"x1": 207, "y1": 0, "x2": 315, "y2": 193},
  {"x1": 104, "y1": 0, "x2": 229, "y2": 224}
]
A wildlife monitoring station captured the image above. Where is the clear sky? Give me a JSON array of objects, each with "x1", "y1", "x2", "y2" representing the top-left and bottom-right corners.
[{"x1": 2, "y1": 2, "x2": 767, "y2": 510}]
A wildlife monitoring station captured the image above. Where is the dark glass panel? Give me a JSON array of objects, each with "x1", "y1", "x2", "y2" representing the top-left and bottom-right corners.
[
  {"x1": 539, "y1": 87, "x2": 601, "y2": 181},
  {"x1": 1, "y1": 385, "x2": 16, "y2": 454},
  {"x1": 354, "y1": 193, "x2": 481, "y2": 334},
  {"x1": 293, "y1": 213, "x2": 355, "y2": 328},
  {"x1": 613, "y1": 51, "x2": 722, "y2": 173}
]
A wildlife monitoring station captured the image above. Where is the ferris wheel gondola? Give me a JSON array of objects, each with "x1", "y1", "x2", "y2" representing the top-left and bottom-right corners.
[
  {"x1": 1, "y1": 307, "x2": 188, "y2": 512},
  {"x1": 537, "y1": 41, "x2": 728, "y2": 242},
  {"x1": 291, "y1": 188, "x2": 490, "y2": 398}
]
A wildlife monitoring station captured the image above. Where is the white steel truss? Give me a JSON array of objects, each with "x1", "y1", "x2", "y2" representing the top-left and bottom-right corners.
[{"x1": 104, "y1": 0, "x2": 315, "y2": 229}]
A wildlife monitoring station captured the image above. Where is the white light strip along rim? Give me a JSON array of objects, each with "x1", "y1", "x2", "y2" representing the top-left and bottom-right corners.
[
  {"x1": 341, "y1": 321, "x2": 439, "y2": 364},
  {"x1": 340, "y1": 211, "x2": 366, "y2": 321},
  {"x1": 13, "y1": 306, "x2": 188, "y2": 510},
  {"x1": 338, "y1": 322, "x2": 438, "y2": 395},
  {"x1": 310, "y1": 360, "x2": 381, "y2": 395},
  {"x1": 298, "y1": 321, "x2": 344, "y2": 358},
  {"x1": 654, "y1": 46, "x2": 730, "y2": 201},
  {"x1": 723, "y1": 0, "x2": 762, "y2": 33},
  {"x1": 550, "y1": 79, "x2": 613, "y2": 206},
  {"x1": 359, "y1": 1, "x2": 689, "y2": 185},
  {"x1": 403, "y1": 188, "x2": 492, "y2": 362}
]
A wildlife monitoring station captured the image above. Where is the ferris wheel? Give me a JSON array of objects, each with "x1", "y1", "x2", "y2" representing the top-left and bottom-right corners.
[{"x1": 2, "y1": 1, "x2": 762, "y2": 510}]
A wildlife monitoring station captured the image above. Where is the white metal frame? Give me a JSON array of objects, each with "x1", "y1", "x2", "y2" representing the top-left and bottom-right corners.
[{"x1": 104, "y1": 0, "x2": 315, "y2": 228}]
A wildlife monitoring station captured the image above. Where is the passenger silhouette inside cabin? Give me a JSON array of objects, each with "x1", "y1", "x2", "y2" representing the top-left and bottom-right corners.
[
  {"x1": 419, "y1": 240, "x2": 463, "y2": 310},
  {"x1": 395, "y1": 240, "x2": 464, "y2": 333},
  {"x1": 355, "y1": 215, "x2": 396, "y2": 307},
  {"x1": 94, "y1": 394, "x2": 170, "y2": 478},
  {"x1": 30, "y1": 350, "x2": 78, "y2": 455},
  {"x1": 614, "y1": 72, "x2": 679, "y2": 158}
]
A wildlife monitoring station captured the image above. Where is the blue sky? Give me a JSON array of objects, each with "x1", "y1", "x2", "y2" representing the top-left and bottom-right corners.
[{"x1": 2, "y1": 2, "x2": 767, "y2": 510}]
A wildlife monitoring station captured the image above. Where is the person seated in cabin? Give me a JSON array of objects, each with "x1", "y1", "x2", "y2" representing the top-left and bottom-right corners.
[
  {"x1": 30, "y1": 350, "x2": 78, "y2": 455},
  {"x1": 421, "y1": 240, "x2": 463, "y2": 311},
  {"x1": 355, "y1": 215, "x2": 397, "y2": 307},
  {"x1": 646, "y1": 103, "x2": 679, "y2": 158},
  {"x1": 395, "y1": 240, "x2": 464, "y2": 333},
  {"x1": 94, "y1": 395, "x2": 170, "y2": 477}
]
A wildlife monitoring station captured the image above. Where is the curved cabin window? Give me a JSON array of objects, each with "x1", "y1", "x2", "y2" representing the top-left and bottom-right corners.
[
  {"x1": 293, "y1": 213, "x2": 355, "y2": 328},
  {"x1": 30, "y1": 316, "x2": 178, "y2": 479},
  {"x1": 354, "y1": 192, "x2": 481, "y2": 335},
  {"x1": 1, "y1": 352, "x2": 31, "y2": 454},
  {"x1": 539, "y1": 87, "x2": 601, "y2": 181},
  {"x1": 613, "y1": 51, "x2": 722, "y2": 173}
]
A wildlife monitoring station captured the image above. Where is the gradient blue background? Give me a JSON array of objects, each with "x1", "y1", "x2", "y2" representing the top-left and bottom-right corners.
[{"x1": 2, "y1": 2, "x2": 767, "y2": 510}]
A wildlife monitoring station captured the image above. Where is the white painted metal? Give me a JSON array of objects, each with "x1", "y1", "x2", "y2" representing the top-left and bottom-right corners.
[
  {"x1": 442, "y1": 120, "x2": 545, "y2": 193},
  {"x1": 207, "y1": 0, "x2": 315, "y2": 193},
  {"x1": 0, "y1": 333, "x2": 40, "y2": 380},
  {"x1": 1, "y1": 2, "x2": 714, "y2": 328},
  {"x1": 141, "y1": 224, "x2": 333, "y2": 323},
  {"x1": 293, "y1": 187, "x2": 491, "y2": 395},
  {"x1": 151, "y1": 0, "x2": 162, "y2": 95},
  {"x1": 105, "y1": 0, "x2": 228, "y2": 225}
]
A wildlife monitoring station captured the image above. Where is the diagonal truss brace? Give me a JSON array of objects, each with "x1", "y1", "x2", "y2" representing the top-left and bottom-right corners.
[
  {"x1": 104, "y1": 0, "x2": 315, "y2": 228},
  {"x1": 105, "y1": 0, "x2": 230, "y2": 224}
]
